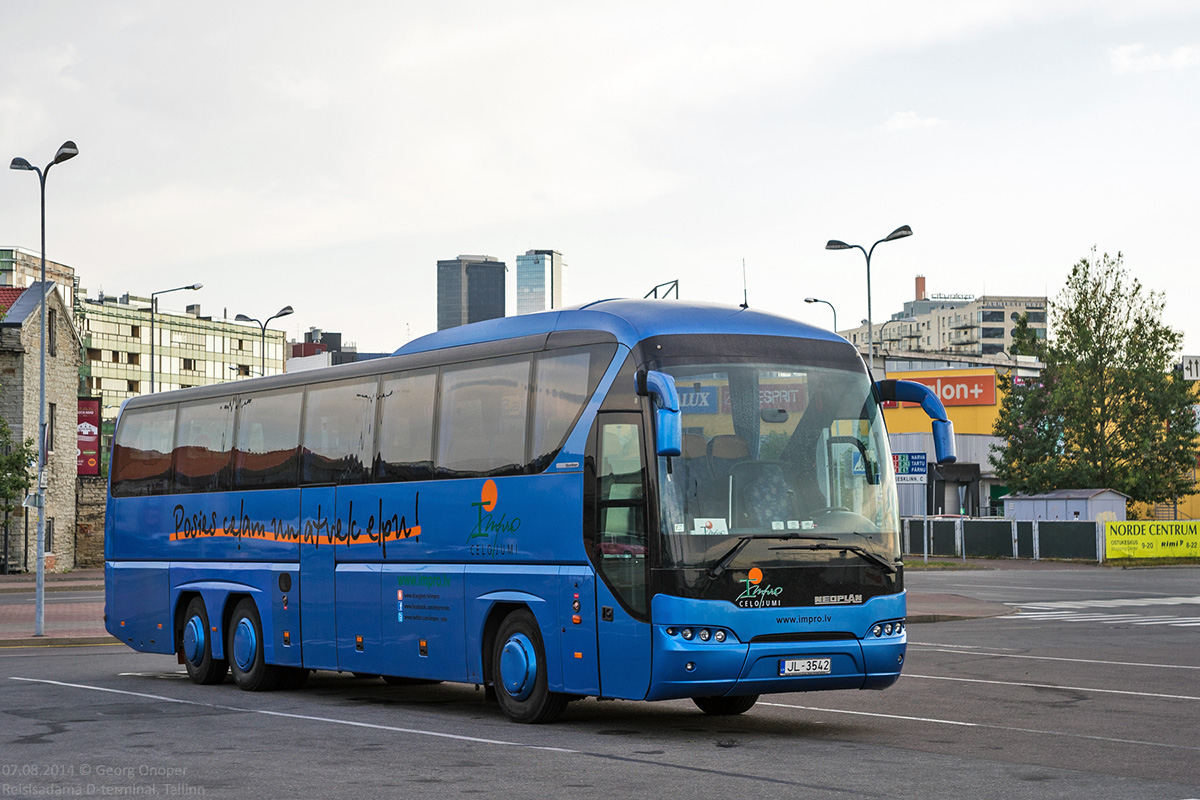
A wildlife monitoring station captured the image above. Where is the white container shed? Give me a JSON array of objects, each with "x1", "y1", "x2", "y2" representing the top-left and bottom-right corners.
[{"x1": 1002, "y1": 489, "x2": 1129, "y2": 521}]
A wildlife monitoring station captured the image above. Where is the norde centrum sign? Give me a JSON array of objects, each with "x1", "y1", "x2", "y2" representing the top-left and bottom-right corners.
[{"x1": 1105, "y1": 521, "x2": 1200, "y2": 559}]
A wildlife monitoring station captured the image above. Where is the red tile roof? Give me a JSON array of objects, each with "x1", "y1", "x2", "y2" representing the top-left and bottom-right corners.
[{"x1": 0, "y1": 287, "x2": 26, "y2": 316}]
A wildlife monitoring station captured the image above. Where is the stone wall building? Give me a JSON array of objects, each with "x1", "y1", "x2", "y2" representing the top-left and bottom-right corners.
[{"x1": 0, "y1": 282, "x2": 81, "y2": 572}]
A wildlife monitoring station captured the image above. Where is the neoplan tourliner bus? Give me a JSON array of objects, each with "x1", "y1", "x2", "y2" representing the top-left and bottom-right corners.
[{"x1": 105, "y1": 299, "x2": 955, "y2": 723}]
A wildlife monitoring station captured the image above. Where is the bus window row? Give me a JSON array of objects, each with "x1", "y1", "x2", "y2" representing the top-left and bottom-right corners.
[{"x1": 111, "y1": 344, "x2": 616, "y2": 497}]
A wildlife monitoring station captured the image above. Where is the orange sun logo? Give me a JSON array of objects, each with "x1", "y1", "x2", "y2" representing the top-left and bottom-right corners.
[
  {"x1": 480, "y1": 479, "x2": 498, "y2": 513},
  {"x1": 748, "y1": 567, "x2": 763, "y2": 585}
]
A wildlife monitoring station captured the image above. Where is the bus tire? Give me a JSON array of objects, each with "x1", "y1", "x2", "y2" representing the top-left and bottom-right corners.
[
  {"x1": 692, "y1": 694, "x2": 759, "y2": 715},
  {"x1": 180, "y1": 597, "x2": 227, "y2": 685},
  {"x1": 491, "y1": 609, "x2": 568, "y2": 724},
  {"x1": 227, "y1": 598, "x2": 281, "y2": 692}
]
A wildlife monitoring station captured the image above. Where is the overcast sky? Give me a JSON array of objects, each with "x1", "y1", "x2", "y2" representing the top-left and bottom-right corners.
[{"x1": 2, "y1": 1, "x2": 1197, "y2": 356}]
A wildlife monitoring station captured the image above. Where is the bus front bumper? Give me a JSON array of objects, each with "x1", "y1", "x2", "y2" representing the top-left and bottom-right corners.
[{"x1": 645, "y1": 625, "x2": 906, "y2": 701}]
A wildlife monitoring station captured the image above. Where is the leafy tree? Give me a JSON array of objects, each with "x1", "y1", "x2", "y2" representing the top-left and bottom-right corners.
[
  {"x1": 0, "y1": 413, "x2": 35, "y2": 518},
  {"x1": 991, "y1": 249, "x2": 1198, "y2": 504}
]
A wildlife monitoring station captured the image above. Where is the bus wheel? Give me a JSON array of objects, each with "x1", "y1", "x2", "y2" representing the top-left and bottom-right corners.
[
  {"x1": 180, "y1": 597, "x2": 227, "y2": 685},
  {"x1": 692, "y1": 695, "x2": 759, "y2": 715},
  {"x1": 227, "y1": 598, "x2": 281, "y2": 691},
  {"x1": 491, "y1": 610, "x2": 568, "y2": 724}
]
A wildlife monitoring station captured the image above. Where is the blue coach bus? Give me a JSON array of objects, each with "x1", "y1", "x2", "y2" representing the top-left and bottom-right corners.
[{"x1": 105, "y1": 299, "x2": 954, "y2": 723}]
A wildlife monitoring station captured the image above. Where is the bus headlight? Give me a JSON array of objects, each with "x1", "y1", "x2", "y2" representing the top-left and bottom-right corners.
[
  {"x1": 872, "y1": 625, "x2": 883, "y2": 637},
  {"x1": 681, "y1": 628, "x2": 694, "y2": 640},
  {"x1": 698, "y1": 629, "x2": 711, "y2": 642},
  {"x1": 713, "y1": 630, "x2": 727, "y2": 643}
]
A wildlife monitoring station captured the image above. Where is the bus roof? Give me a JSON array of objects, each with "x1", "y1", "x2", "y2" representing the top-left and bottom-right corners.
[{"x1": 397, "y1": 298, "x2": 842, "y2": 356}]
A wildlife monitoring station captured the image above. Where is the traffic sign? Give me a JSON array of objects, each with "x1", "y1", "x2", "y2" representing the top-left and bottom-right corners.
[{"x1": 1183, "y1": 356, "x2": 1200, "y2": 381}]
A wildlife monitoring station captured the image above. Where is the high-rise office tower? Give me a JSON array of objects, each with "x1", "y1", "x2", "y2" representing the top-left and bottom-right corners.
[
  {"x1": 515, "y1": 249, "x2": 564, "y2": 315},
  {"x1": 437, "y1": 255, "x2": 507, "y2": 330}
]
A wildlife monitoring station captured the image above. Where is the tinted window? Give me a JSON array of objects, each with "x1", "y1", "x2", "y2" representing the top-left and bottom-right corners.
[
  {"x1": 437, "y1": 357, "x2": 530, "y2": 476},
  {"x1": 302, "y1": 378, "x2": 377, "y2": 485},
  {"x1": 112, "y1": 406, "x2": 176, "y2": 497},
  {"x1": 233, "y1": 390, "x2": 302, "y2": 489},
  {"x1": 981, "y1": 310, "x2": 1005, "y2": 323},
  {"x1": 530, "y1": 344, "x2": 615, "y2": 469},
  {"x1": 376, "y1": 370, "x2": 436, "y2": 481},
  {"x1": 173, "y1": 400, "x2": 234, "y2": 493}
]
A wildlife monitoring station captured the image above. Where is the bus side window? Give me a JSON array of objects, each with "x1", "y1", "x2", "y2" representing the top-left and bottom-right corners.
[
  {"x1": 112, "y1": 406, "x2": 177, "y2": 497},
  {"x1": 375, "y1": 370, "x2": 436, "y2": 482},
  {"x1": 437, "y1": 357, "x2": 531, "y2": 477},
  {"x1": 173, "y1": 400, "x2": 234, "y2": 493},
  {"x1": 530, "y1": 344, "x2": 614, "y2": 471},
  {"x1": 233, "y1": 389, "x2": 303, "y2": 490},
  {"x1": 302, "y1": 377, "x2": 377, "y2": 485}
]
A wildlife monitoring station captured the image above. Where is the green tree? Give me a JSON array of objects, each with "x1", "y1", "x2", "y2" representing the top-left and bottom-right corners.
[
  {"x1": 991, "y1": 249, "x2": 1198, "y2": 504},
  {"x1": 0, "y1": 414, "x2": 35, "y2": 518}
]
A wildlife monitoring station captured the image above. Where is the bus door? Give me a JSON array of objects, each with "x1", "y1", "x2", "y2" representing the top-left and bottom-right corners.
[
  {"x1": 299, "y1": 486, "x2": 338, "y2": 670},
  {"x1": 592, "y1": 413, "x2": 652, "y2": 699}
]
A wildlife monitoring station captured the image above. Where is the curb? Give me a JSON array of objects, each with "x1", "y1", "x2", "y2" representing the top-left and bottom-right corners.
[
  {"x1": 0, "y1": 635, "x2": 120, "y2": 647},
  {"x1": 0, "y1": 584, "x2": 105, "y2": 595}
]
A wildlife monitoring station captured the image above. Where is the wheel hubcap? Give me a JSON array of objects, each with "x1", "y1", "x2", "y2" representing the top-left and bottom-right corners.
[
  {"x1": 499, "y1": 633, "x2": 537, "y2": 701},
  {"x1": 232, "y1": 617, "x2": 258, "y2": 671},
  {"x1": 182, "y1": 615, "x2": 205, "y2": 666}
]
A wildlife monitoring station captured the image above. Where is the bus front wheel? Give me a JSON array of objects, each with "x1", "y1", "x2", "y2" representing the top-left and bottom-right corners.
[
  {"x1": 693, "y1": 694, "x2": 759, "y2": 715},
  {"x1": 180, "y1": 597, "x2": 227, "y2": 685},
  {"x1": 227, "y1": 599, "x2": 281, "y2": 692},
  {"x1": 491, "y1": 610, "x2": 568, "y2": 724}
]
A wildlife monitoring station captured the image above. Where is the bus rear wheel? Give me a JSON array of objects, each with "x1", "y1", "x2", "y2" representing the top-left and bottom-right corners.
[
  {"x1": 227, "y1": 598, "x2": 281, "y2": 692},
  {"x1": 692, "y1": 694, "x2": 759, "y2": 715},
  {"x1": 180, "y1": 597, "x2": 227, "y2": 685},
  {"x1": 491, "y1": 610, "x2": 568, "y2": 724}
]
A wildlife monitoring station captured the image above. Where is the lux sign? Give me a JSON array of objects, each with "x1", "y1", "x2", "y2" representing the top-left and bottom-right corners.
[{"x1": 893, "y1": 375, "x2": 996, "y2": 407}]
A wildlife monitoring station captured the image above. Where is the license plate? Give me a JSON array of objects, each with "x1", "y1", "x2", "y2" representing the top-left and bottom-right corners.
[{"x1": 779, "y1": 658, "x2": 832, "y2": 676}]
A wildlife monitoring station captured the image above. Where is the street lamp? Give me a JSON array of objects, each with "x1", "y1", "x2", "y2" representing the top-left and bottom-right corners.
[
  {"x1": 804, "y1": 297, "x2": 837, "y2": 332},
  {"x1": 235, "y1": 305, "x2": 294, "y2": 376},
  {"x1": 149, "y1": 283, "x2": 203, "y2": 392},
  {"x1": 9, "y1": 139, "x2": 78, "y2": 637},
  {"x1": 826, "y1": 225, "x2": 912, "y2": 376}
]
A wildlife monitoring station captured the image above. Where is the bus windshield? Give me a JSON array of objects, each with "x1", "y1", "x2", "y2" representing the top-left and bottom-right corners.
[{"x1": 657, "y1": 361, "x2": 899, "y2": 572}]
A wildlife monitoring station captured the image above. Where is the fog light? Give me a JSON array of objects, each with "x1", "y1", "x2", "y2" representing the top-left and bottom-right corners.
[
  {"x1": 714, "y1": 630, "x2": 727, "y2": 643},
  {"x1": 699, "y1": 629, "x2": 711, "y2": 641},
  {"x1": 685, "y1": 662, "x2": 696, "y2": 672},
  {"x1": 872, "y1": 624, "x2": 883, "y2": 637},
  {"x1": 681, "y1": 628, "x2": 694, "y2": 640}
]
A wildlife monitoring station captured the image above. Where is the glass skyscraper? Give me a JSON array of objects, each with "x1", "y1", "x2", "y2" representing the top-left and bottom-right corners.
[
  {"x1": 437, "y1": 255, "x2": 506, "y2": 330},
  {"x1": 515, "y1": 250, "x2": 563, "y2": 315}
]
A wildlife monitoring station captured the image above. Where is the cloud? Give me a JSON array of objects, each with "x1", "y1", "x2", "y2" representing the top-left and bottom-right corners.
[
  {"x1": 1109, "y1": 43, "x2": 1200, "y2": 74},
  {"x1": 885, "y1": 111, "x2": 948, "y2": 130}
]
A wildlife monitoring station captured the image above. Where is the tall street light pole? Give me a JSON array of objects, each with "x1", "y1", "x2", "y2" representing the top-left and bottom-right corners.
[
  {"x1": 9, "y1": 140, "x2": 78, "y2": 637},
  {"x1": 235, "y1": 306, "x2": 294, "y2": 376},
  {"x1": 149, "y1": 283, "x2": 203, "y2": 393},
  {"x1": 803, "y1": 297, "x2": 837, "y2": 332},
  {"x1": 826, "y1": 225, "x2": 913, "y2": 376}
]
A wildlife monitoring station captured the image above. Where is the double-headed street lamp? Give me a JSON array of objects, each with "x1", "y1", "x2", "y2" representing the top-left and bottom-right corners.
[
  {"x1": 826, "y1": 225, "x2": 913, "y2": 376},
  {"x1": 9, "y1": 140, "x2": 78, "y2": 637},
  {"x1": 149, "y1": 283, "x2": 203, "y2": 392},
  {"x1": 803, "y1": 297, "x2": 837, "y2": 332},
  {"x1": 235, "y1": 306, "x2": 294, "y2": 376}
]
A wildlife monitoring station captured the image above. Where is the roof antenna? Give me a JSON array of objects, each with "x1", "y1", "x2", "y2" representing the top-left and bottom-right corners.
[{"x1": 739, "y1": 259, "x2": 749, "y2": 309}]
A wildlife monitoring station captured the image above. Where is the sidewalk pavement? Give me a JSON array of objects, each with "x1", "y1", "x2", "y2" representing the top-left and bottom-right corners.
[{"x1": 0, "y1": 560, "x2": 1070, "y2": 647}]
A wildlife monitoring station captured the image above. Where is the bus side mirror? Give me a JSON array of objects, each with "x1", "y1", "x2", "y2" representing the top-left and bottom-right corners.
[
  {"x1": 635, "y1": 369, "x2": 682, "y2": 457},
  {"x1": 875, "y1": 379, "x2": 957, "y2": 465}
]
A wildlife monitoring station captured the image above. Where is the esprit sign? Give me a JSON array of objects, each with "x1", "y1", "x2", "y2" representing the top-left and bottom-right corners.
[{"x1": 890, "y1": 374, "x2": 996, "y2": 407}]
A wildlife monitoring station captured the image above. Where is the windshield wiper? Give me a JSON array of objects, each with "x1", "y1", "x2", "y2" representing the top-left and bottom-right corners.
[
  {"x1": 706, "y1": 533, "x2": 838, "y2": 580},
  {"x1": 767, "y1": 542, "x2": 898, "y2": 574}
]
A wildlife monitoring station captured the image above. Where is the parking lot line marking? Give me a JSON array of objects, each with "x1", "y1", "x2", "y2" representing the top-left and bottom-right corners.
[
  {"x1": 908, "y1": 645, "x2": 1200, "y2": 670},
  {"x1": 9, "y1": 677, "x2": 578, "y2": 753},
  {"x1": 905, "y1": 673, "x2": 1200, "y2": 701},
  {"x1": 758, "y1": 702, "x2": 1200, "y2": 751}
]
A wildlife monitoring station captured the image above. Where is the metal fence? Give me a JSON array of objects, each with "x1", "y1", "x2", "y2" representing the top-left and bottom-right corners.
[{"x1": 903, "y1": 517, "x2": 1106, "y2": 563}]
